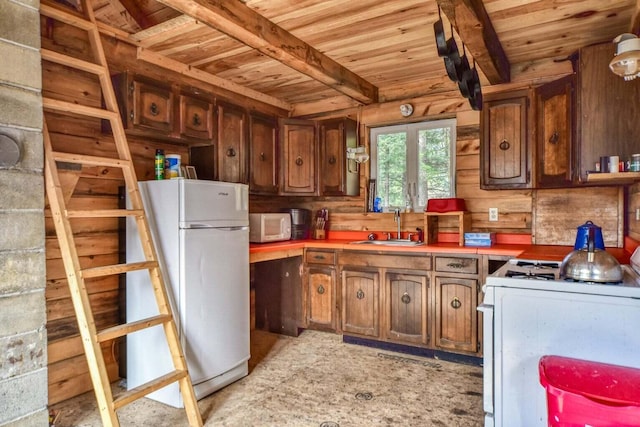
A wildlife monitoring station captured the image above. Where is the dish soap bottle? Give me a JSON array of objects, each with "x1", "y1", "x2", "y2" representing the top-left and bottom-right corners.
[{"x1": 405, "y1": 194, "x2": 413, "y2": 213}]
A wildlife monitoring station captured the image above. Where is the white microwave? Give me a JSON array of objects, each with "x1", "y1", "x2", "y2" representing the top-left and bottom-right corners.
[{"x1": 249, "y1": 213, "x2": 292, "y2": 243}]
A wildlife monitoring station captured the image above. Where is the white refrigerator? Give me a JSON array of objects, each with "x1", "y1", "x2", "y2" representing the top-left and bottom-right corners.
[{"x1": 126, "y1": 179, "x2": 250, "y2": 408}]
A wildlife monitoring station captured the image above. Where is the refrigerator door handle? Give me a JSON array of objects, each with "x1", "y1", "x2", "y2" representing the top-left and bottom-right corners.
[{"x1": 186, "y1": 225, "x2": 249, "y2": 231}]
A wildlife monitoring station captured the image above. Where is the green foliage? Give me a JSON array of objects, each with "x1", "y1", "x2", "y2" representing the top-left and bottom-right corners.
[{"x1": 375, "y1": 123, "x2": 453, "y2": 209}]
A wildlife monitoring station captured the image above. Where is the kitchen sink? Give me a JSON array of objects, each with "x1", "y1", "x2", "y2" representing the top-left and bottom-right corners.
[{"x1": 350, "y1": 240, "x2": 424, "y2": 247}]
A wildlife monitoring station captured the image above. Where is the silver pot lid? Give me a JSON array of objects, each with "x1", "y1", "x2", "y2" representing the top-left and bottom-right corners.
[{"x1": 560, "y1": 248, "x2": 623, "y2": 283}]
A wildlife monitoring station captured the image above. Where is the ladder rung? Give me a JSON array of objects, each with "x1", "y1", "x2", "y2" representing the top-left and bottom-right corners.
[
  {"x1": 43, "y1": 97, "x2": 118, "y2": 120},
  {"x1": 82, "y1": 261, "x2": 158, "y2": 278},
  {"x1": 67, "y1": 209, "x2": 145, "y2": 218},
  {"x1": 113, "y1": 370, "x2": 189, "y2": 410},
  {"x1": 97, "y1": 314, "x2": 172, "y2": 342},
  {"x1": 51, "y1": 151, "x2": 130, "y2": 168},
  {"x1": 41, "y1": 48, "x2": 106, "y2": 76},
  {"x1": 40, "y1": 4, "x2": 94, "y2": 31}
]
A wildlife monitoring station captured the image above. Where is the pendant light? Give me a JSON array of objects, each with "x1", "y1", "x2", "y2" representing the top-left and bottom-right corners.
[{"x1": 609, "y1": 33, "x2": 640, "y2": 81}]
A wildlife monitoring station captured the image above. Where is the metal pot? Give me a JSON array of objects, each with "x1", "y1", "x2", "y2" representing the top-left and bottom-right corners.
[{"x1": 560, "y1": 227, "x2": 622, "y2": 283}]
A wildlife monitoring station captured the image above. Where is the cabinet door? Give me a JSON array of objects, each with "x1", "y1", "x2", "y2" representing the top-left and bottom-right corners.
[
  {"x1": 306, "y1": 265, "x2": 336, "y2": 331},
  {"x1": 319, "y1": 118, "x2": 359, "y2": 196},
  {"x1": 341, "y1": 269, "x2": 379, "y2": 337},
  {"x1": 434, "y1": 276, "x2": 478, "y2": 353},
  {"x1": 280, "y1": 119, "x2": 317, "y2": 195},
  {"x1": 249, "y1": 114, "x2": 278, "y2": 194},
  {"x1": 386, "y1": 271, "x2": 429, "y2": 345},
  {"x1": 217, "y1": 102, "x2": 248, "y2": 183},
  {"x1": 179, "y1": 94, "x2": 213, "y2": 140},
  {"x1": 536, "y1": 75, "x2": 574, "y2": 187},
  {"x1": 578, "y1": 42, "x2": 640, "y2": 182},
  {"x1": 481, "y1": 90, "x2": 531, "y2": 189},
  {"x1": 132, "y1": 79, "x2": 173, "y2": 133}
]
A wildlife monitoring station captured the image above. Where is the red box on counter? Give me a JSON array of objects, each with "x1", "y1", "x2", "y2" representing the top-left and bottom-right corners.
[{"x1": 425, "y1": 198, "x2": 466, "y2": 213}]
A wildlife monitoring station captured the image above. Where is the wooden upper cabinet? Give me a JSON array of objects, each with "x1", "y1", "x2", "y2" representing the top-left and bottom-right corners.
[
  {"x1": 319, "y1": 118, "x2": 359, "y2": 196},
  {"x1": 112, "y1": 72, "x2": 215, "y2": 144},
  {"x1": 249, "y1": 114, "x2": 278, "y2": 194},
  {"x1": 577, "y1": 42, "x2": 640, "y2": 182},
  {"x1": 179, "y1": 93, "x2": 213, "y2": 140},
  {"x1": 280, "y1": 118, "x2": 317, "y2": 195},
  {"x1": 481, "y1": 89, "x2": 532, "y2": 189},
  {"x1": 536, "y1": 75, "x2": 575, "y2": 187},
  {"x1": 131, "y1": 78, "x2": 174, "y2": 133},
  {"x1": 217, "y1": 101, "x2": 248, "y2": 184}
]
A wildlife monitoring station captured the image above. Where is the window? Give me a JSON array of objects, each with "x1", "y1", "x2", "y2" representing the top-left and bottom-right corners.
[{"x1": 370, "y1": 119, "x2": 456, "y2": 211}]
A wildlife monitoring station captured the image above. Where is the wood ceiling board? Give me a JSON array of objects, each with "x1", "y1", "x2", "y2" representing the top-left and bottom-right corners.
[
  {"x1": 137, "y1": 47, "x2": 292, "y2": 110},
  {"x1": 155, "y1": 0, "x2": 379, "y2": 105},
  {"x1": 130, "y1": 15, "x2": 199, "y2": 47}
]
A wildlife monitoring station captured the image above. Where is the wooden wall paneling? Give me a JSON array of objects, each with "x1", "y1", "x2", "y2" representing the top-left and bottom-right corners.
[
  {"x1": 533, "y1": 187, "x2": 624, "y2": 247},
  {"x1": 48, "y1": 339, "x2": 119, "y2": 405},
  {"x1": 628, "y1": 183, "x2": 640, "y2": 242}
]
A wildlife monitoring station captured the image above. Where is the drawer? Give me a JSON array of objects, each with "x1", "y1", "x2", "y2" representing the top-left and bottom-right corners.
[
  {"x1": 305, "y1": 250, "x2": 336, "y2": 265},
  {"x1": 434, "y1": 256, "x2": 478, "y2": 274},
  {"x1": 339, "y1": 251, "x2": 431, "y2": 270}
]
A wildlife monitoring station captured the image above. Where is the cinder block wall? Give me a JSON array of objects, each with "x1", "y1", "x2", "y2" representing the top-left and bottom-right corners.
[{"x1": 0, "y1": 0, "x2": 48, "y2": 425}]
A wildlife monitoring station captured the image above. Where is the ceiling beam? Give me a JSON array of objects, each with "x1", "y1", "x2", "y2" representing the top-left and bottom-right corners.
[
  {"x1": 155, "y1": 0, "x2": 378, "y2": 105},
  {"x1": 437, "y1": 0, "x2": 510, "y2": 84},
  {"x1": 115, "y1": 0, "x2": 162, "y2": 29}
]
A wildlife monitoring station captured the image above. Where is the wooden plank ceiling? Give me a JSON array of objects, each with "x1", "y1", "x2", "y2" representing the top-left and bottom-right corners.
[{"x1": 85, "y1": 0, "x2": 638, "y2": 115}]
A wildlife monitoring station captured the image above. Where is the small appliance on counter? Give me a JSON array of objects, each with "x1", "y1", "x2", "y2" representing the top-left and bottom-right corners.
[
  {"x1": 281, "y1": 208, "x2": 311, "y2": 240},
  {"x1": 249, "y1": 213, "x2": 291, "y2": 243}
]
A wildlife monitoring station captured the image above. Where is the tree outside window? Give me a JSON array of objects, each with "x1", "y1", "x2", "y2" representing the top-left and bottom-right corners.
[{"x1": 371, "y1": 119, "x2": 456, "y2": 211}]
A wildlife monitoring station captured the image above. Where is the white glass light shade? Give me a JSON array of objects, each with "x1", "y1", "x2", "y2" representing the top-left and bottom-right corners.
[{"x1": 610, "y1": 35, "x2": 640, "y2": 81}]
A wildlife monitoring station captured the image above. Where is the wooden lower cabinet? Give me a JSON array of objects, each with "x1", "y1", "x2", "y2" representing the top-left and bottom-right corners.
[
  {"x1": 306, "y1": 265, "x2": 337, "y2": 331},
  {"x1": 433, "y1": 275, "x2": 478, "y2": 353},
  {"x1": 385, "y1": 271, "x2": 429, "y2": 345},
  {"x1": 341, "y1": 269, "x2": 379, "y2": 337}
]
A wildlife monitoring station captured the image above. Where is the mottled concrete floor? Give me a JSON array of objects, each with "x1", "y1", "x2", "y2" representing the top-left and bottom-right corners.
[{"x1": 51, "y1": 330, "x2": 483, "y2": 426}]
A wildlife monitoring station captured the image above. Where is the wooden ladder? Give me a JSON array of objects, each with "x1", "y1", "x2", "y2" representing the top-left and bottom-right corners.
[{"x1": 41, "y1": 1, "x2": 203, "y2": 426}]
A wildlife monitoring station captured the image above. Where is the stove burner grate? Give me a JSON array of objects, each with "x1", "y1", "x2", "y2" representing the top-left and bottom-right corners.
[{"x1": 505, "y1": 270, "x2": 557, "y2": 280}]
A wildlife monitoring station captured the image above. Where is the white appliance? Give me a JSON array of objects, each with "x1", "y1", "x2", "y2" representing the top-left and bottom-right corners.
[
  {"x1": 126, "y1": 179, "x2": 250, "y2": 408},
  {"x1": 479, "y1": 258, "x2": 640, "y2": 427},
  {"x1": 248, "y1": 212, "x2": 291, "y2": 243}
]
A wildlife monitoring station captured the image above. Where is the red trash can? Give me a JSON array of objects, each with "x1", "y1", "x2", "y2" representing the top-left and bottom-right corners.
[{"x1": 539, "y1": 355, "x2": 640, "y2": 427}]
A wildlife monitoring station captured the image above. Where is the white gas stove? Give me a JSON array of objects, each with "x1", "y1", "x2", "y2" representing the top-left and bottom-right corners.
[{"x1": 480, "y1": 253, "x2": 640, "y2": 427}]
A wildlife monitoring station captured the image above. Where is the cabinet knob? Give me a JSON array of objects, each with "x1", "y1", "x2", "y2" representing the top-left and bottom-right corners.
[
  {"x1": 447, "y1": 262, "x2": 464, "y2": 269},
  {"x1": 317, "y1": 285, "x2": 325, "y2": 295},
  {"x1": 450, "y1": 296, "x2": 462, "y2": 309},
  {"x1": 226, "y1": 147, "x2": 236, "y2": 157},
  {"x1": 328, "y1": 155, "x2": 336, "y2": 165},
  {"x1": 499, "y1": 139, "x2": 510, "y2": 151},
  {"x1": 356, "y1": 289, "x2": 365, "y2": 300},
  {"x1": 401, "y1": 292, "x2": 411, "y2": 304},
  {"x1": 149, "y1": 102, "x2": 159, "y2": 116},
  {"x1": 259, "y1": 152, "x2": 266, "y2": 161},
  {"x1": 295, "y1": 156, "x2": 303, "y2": 166},
  {"x1": 192, "y1": 113, "x2": 201, "y2": 126},
  {"x1": 549, "y1": 131, "x2": 559, "y2": 144}
]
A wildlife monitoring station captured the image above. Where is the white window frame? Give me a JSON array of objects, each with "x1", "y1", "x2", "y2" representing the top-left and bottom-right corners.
[{"x1": 370, "y1": 118, "x2": 456, "y2": 210}]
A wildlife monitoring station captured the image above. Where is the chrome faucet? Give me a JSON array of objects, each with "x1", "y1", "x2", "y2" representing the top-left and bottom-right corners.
[{"x1": 394, "y1": 208, "x2": 401, "y2": 239}]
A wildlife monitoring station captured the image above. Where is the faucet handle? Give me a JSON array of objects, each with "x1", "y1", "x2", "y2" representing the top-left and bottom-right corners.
[
  {"x1": 407, "y1": 232, "x2": 416, "y2": 241},
  {"x1": 383, "y1": 232, "x2": 392, "y2": 240}
]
